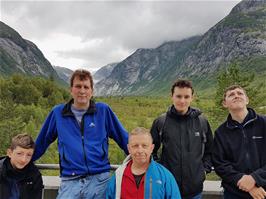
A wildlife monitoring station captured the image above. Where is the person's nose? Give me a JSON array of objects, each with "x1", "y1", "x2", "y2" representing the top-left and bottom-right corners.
[
  {"x1": 20, "y1": 156, "x2": 29, "y2": 164},
  {"x1": 136, "y1": 146, "x2": 144, "y2": 153},
  {"x1": 79, "y1": 86, "x2": 85, "y2": 93},
  {"x1": 234, "y1": 93, "x2": 241, "y2": 99},
  {"x1": 179, "y1": 97, "x2": 185, "y2": 103}
]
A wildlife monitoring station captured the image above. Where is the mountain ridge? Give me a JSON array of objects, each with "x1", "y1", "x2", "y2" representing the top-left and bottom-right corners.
[
  {"x1": 95, "y1": 0, "x2": 266, "y2": 96},
  {"x1": 0, "y1": 21, "x2": 65, "y2": 84}
]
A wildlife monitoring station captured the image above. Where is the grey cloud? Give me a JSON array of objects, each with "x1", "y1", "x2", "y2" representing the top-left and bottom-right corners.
[
  {"x1": 1, "y1": 0, "x2": 240, "y2": 69},
  {"x1": 56, "y1": 38, "x2": 133, "y2": 69}
]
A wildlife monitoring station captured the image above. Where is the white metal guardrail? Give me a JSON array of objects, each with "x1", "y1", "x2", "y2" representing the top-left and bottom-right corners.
[{"x1": 37, "y1": 164, "x2": 223, "y2": 199}]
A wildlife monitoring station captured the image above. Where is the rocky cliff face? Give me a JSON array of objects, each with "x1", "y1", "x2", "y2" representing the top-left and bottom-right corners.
[
  {"x1": 95, "y1": 0, "x2": 266, "y2": 96},
  {"x1": 54, "y1": 66, "x2": 73, "y2": 84},
  {"x1": 177, "y1": 0, "x2": 266, "y2": 78},
  {"x1": 95, "y1": 36, "x2": 201, "y2": 96},
  {"x1": 93, "y1": 63, "x2": 117, "y2": 84},
  {"x1": 0, "y1": 21, "x2": 63, "y2": 82}
]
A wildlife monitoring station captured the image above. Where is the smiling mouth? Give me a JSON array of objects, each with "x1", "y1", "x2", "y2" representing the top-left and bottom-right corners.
[
  {"x1": 17, "y1": 164, "x2": 26, "y2": 168},
  {"x1": 136, "y1": 156, "x2": 145, "y2": 158}
]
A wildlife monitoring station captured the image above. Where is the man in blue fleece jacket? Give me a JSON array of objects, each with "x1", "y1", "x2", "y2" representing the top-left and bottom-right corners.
[{"x1": 32, "y1": 69, "x2": 129, "y2": 199}]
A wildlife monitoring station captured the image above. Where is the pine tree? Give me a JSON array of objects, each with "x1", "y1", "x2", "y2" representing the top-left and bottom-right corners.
[{"x1": 212, "y1": 62, "x2": 265, "y2": 127}]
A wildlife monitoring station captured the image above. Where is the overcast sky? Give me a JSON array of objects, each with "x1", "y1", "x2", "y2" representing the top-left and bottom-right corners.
[{"x1": 1, "y1": 0, "x2": 240, "y2": 72}]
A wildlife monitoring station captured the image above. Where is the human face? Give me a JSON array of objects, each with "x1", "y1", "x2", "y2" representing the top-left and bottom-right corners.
[
  {"x1": 171, "y1": 87, "x2": 193, "y2": 115},
  {"x1": 223, "y1": 88, "x2": 249, "y2": 111},
  {"x1": 128, "y1": 134, "x2": 154, "y2": 167},
  {"x1": 7, "y1": 146, "x2": 34, "y2": 169},
  {"x1": 70, "y1": 77, "x2": 93, "y2": 109}
]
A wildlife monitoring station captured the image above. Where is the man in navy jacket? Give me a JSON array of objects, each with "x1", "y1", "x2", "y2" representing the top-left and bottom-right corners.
[
  {"x1": 33, "y1": 69, "x2": 129, "y2": 199},
  {"x1": 212, "y1": 85, "x2": 266, "y2": 199}
]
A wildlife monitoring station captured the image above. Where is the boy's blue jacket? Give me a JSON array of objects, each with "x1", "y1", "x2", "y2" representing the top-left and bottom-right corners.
[
  {"x1": 106, "y1": 155, "x2": 181, "y2": 199},
  {"x1": 32, "y1": 100, "x2": 128, "y2": 177}
]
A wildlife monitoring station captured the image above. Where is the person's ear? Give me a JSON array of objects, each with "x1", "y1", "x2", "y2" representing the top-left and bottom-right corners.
[
  {"x1": 170, "y1": 92, "x2": 173, "y2": 99},
  {"x1": 7, "y1": 149, "x2": 12, "y2": 158},
  {"x1": 222, "y1": 100, "x2": 227, "y2": 108},
  {"x1": 246, "y1": 96, "x2": 249, "y2": 105},
  {"x1": 151, "y1": 144, "x2": 155, "y2": 151}
]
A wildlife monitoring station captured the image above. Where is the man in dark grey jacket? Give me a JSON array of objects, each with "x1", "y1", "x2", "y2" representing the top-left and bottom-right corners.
[
  {"x1": 151, "y1": 79, "x2": 213, "y2": 199},
  {"x1": 212, "y1": 85, "x2": 266, "y2": 199}
]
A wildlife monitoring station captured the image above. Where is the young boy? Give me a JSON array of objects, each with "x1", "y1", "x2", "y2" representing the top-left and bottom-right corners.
[{"x1": 0, "y1": 133, "x2": 43, "y2": 199}]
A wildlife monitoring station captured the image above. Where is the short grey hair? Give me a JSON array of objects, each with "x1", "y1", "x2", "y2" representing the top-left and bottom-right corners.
[{"x1": 129, "y1": 127, "x2": 153, "y2": 142}]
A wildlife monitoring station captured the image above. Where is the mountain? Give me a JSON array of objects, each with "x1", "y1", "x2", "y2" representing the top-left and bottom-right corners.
[
  {"x1": 54, "y1": 66, "x2": 73, "y2": 84},
  {"x1": 95, "y1": 36, "x2": 202, "y2": 96},
  {"x1": 95, "y1": 0, "x2": 266, "y2": 96},
  {"x1": 0, "y1": 21, "x2": 64, "y2": 84},
  {"x1": 93, "y1": 63, "x2": 117, "y2": 84},
  {"x1": 177, "y1": 0, "x2": 266, "y2": 86}
]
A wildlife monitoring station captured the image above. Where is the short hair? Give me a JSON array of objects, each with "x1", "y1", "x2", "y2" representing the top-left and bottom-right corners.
[
  {"x1": 129, "y1": 127, "x2": 153, "y2": 142},
  {"x1": 223, "y1": 85, "x2": 247, "y2": 100},
  {"x1": 9, "y1": 133, "x2": 35, "y2": 150},
  {"x1": 70, "y1": 69, "x2": 93, "y2": 89},
  {"x1": 171, "y1": 79, "x2": 194, "y2": 95}
]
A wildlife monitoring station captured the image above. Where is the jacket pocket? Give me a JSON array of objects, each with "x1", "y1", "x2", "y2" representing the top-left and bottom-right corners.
[
  {"x1": 59, "y1": 144, "x2": 71, "y2": 165},
  {"x1": 186, "y1": 153, "x2": 205, "y2": 188},
  {"x1": 101, "y1": 138, "x2": 109, "y2": 160},
  {"x1": 187, "y1": 129, "x2": 202, "y2": 154}
]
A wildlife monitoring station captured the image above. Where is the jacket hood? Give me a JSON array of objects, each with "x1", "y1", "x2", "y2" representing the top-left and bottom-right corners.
[{"x1": 167, "y1": 105, "x2": 202, "y2": 119}]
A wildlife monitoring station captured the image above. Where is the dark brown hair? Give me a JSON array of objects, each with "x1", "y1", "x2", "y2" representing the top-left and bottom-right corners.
[
  {"x1": 70, "y1": 69, "x2": 93, "y2": 89},
  {"x1": 171, "y1": 79, "x2": 194, "y2": 95},
  {"x1": 223, "y1": 85, "x2": 247, "y2": 100},
  {"x1": 9, "y1": 133, "x2": 35, "y2": 150}
]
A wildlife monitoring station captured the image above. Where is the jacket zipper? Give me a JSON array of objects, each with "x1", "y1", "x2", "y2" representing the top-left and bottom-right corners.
[
  {"x1": 149, "y1": 177, "x2": 152, "y2": 199},
  {"x1": 81, "y1": 114, "x2": 89, "y2": 174},
  {"x1": 241, "y1": 127, "x2": 251, "y2": 171},
  {"x1": 241, "y1": 118, "x2": 255, "y2": 171},
  {"x1": 180, "y1": 123, "x2": 183, "y2": 194}
]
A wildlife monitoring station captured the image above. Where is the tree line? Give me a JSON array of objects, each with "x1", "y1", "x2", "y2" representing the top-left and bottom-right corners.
[{"x1": 0, "y1": 63, "x2": 265, "y2": 175}]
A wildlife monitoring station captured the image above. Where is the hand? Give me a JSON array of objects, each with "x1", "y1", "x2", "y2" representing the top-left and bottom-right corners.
[
  {"x1": 237, "y1": 175, "x2": 256, "y2": 192},
  {"x1": 249, "y1": 187, "x2": 266, "y2": 199}
]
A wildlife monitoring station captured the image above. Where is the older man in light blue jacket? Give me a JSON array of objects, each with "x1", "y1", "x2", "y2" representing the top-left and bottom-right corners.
[{"x1": 106, "y1": 127, "x2": 181, "y2": 199}]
